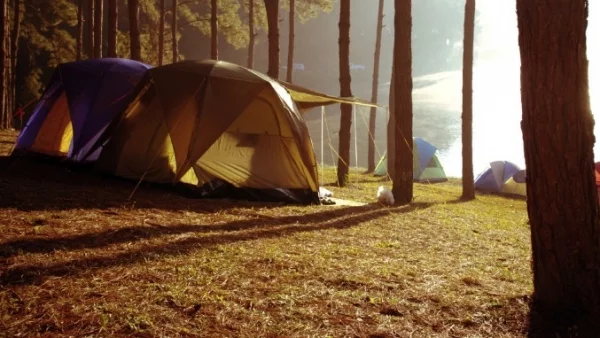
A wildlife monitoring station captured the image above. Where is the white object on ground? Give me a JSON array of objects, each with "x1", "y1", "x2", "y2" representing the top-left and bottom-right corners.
[
  {"x1": 377, "y1": 185, "x2": 395, "y2": 205},
  {"x1": 319, "y1": 186, "x2": 333, "y2": 198}
]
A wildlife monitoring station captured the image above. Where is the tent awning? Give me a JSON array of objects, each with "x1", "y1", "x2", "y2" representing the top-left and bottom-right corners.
[{"x1": 277, "y1": 80, "x2": 381, "y2": 110}]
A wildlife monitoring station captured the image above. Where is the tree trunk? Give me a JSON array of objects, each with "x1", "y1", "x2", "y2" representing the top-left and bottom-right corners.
[
  {"x1": 158, "y1": 0, "x2": 165, "y2": 65},
  {"x1": 285, "y1": 0, "x2": 295, "y2": 82},
  {"x1": 264, "y1": 0, "x2": 279, "y2": 79},
  {"x1": 387, "y1": 65, "x2": 396, "y2": 180},
  {"x1": 4, "y1": 13, "x2": 10, "y2": 128},
  {"x1": 517, "y1": 0, "x2": 600, "y2": 330},
  {"x1": 247, "y1": 0, "x2": 255, "y2": 68},
  {"x1": 129, "y1": 0, "x2": 141, "y2": 61},
  {"x1": 336, "y1": 0, "x2": 352, "y2": 186},
  {"x1": 461, "y1": 0, "x2": 475, "y2": 200},
  {"x1": 0, "y1": 0, "x2": 6, "y2": 129},
  {"x1": 211, "y1": 0, "x2": 218, "y2": 59},
  {"x1": 10, "y1": 0, "x2": 20, "y2": 125},
  {"x1": 367, "y1": 0, "x2": 384, "y2": 173},
  {"x1": 107, "y1": 0, "x2": 118, "y2": 57},
  {"x1": 391, "y1": 0, "x2": 413, "y2": 205},
  {"x1": 76, "y1": 0, "x2": 83, "y2": 60},
  {"x1": 172, "y1": 0, "x2": 178, "y2": 63},
  {"x1": 87, "y1": 0, "x2": 94, "y2": 58},
  {"x1": 94, "y1": 0, "x2": 102, "y2": 58}
]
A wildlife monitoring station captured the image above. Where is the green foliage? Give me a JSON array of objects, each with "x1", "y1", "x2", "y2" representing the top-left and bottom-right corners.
[{"x1": 281, "y1": 0, "x2": 334, "y2": 24}]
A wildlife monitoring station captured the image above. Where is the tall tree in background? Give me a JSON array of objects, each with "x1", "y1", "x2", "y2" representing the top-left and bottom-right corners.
[
  {"x1": 247, "y1": 0, "x2": 255, "y2": 68},
  {"x1": 11, "y1": 0, "x2": 20, "y2": 121},
  {"x1": 172, "y1": 0, "x2": 177, "y2": 63},
  {"x1": 107, "y1": 0, "x2": 118, "y2": 57},
  {"x1": 286, "y1": 0, "x2": 295, "y2": 82},
  {"x1": 367, "y1": 0, "x2": 384, "y2": 173},
  {"x1": 0, "y1": 0, "x2": 6, "y2": 128},
  {"x1": 264, "y1": 0, "x2": 279, "y2": 78},
  {"x1": 517, "y1": 0, "x2": 600, "y2": 332},
  {"x1": 391, "y1": 0, "x2": 413, "y2": 205},
  {"x1": 129, "y1": 0, "x2": 141, "y2": 61},
  {"x1": 94, "y1": 0, "x2": 102, "y2": 58},
  {"x1": 87, "y1": 0, "x2": 94, "y2": 58},
  {"x1": 76, "y1": 0, "x2": 83, "y2": 60},
  {"x1": 158, "y1": 0, "x2": 165, "y2": 65},
  {"x1": 336, "y1": 0, "x2": 352, "y2": 186},
  {"x1": 461, "y1": 0, "x2": 475, "y2": 200},
  {"x1": 211, "y1": 0, "x2": 218, "y2": 59}
]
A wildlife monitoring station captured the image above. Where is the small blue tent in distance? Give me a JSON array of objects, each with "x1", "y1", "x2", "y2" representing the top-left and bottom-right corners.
[
  {"x1": 14, "y1": 58, "x2": 151, "y2": 162},
  {"x1": 474, "y1": 160, "x2": 523, "y2": 194}
]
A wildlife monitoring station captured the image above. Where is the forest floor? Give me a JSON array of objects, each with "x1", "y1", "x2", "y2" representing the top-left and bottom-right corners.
[{"x1": 0, "y1": 129, "x2": 536, "y2": 337}]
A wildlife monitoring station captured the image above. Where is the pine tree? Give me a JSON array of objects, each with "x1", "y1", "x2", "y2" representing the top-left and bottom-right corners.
[
  {"x1": 461, "y1": 0, "x2": 475, "y2": 200},
  {"x1": 129, "y1": 0, "x2": 141, "y2": 61},
  {"x1": 286, "y1": 0, "x2": 294, "y2": 82},
  {"x1": 367, "y1": 0, "x2": 384, "y2": 173},
  {"x1": 107, "y1": 0, "x2": 118, "y2": 57},
  {"x1": 211, "y1": 0, "x2": 218, "y2": 59},
  {"x1": 264, "y1": 0, "x2": 279, "y2": 78},
  {"x1": 336, "y1": 0, "x2": 352, "y2": 186}
]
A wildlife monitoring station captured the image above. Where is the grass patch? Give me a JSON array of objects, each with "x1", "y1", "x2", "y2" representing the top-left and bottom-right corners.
[{"x1": 0, "y1": 129, "x2": 532, "y2": 336}]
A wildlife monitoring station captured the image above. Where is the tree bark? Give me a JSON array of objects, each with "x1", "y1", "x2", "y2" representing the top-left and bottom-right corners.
[
  {"x1": 87, "y1": 0, "x2": 94, "y2": 58},
  {"x1": 517, "y1": 0, "x2": 600, "y2": 329},
  {"x1": 264, "y1": 0, "x2": 279, "y2": 78},
  {"x1": 461, "y1": 0, "x2": 475, "y2": 200},
  {"x1": 107, "y1": 0, "x2": 118, "y2": 57},
  {"x1": 94, "y1": 0, "x2": 102, "y2": 58},
  {"x1": 10, "y1": 0, "x2": 20, "y2": 124},
  {"x1": 285, "y1": 0, "x2": 295, "y2": 82},
  {"x1": 158, "y1": 0, "x2": 165, "y2": 65},
  {"x1": 387, "y1": 65, "x2": 396, "y2": 180},
  {"x1": 172, "y1": 0, "x2": 178, "y2": 63},
  {"x1": 129, "y1": 0, "x2": 141, "y2": 61},
  {"x1": 391, "y1": 0, "x2": 413, "y2": 205},
  {"x1": 336, "y1": 0, "x2": 352, "y2": 186},
  {"x1": 76, "y1": 0, "x2": 83, "y2": 60},
  {"x1": 247, "y1": 0, "x2": 255, "y2": 68},
  {"x1": 4, "y1": 12, "x2": 10, "y2": 127},
  {"x1": 210, "y1": 0, "x2": 218, "y2": 59},
  {"x1": 367, "y1": 0, "x2": 384, "y2": 173},
  {"x1": 0, "y1": 0, "x2": 6, "y2": 129}
]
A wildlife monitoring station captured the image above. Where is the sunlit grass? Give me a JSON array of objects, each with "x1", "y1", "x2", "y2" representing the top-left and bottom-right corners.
[{"x1": 0, "y1": 130, "x2": 532, "y2": 337}]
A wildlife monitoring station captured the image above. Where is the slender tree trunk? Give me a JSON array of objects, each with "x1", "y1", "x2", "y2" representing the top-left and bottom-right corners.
[
  {"x1": 247, "y1": 0, "x2": 255, "y2": 68},
  {"x1": 211, "y1": 0, "x2": 218, "y2": 59},
  {"x1": 0, "y1": 0, "x2": 6, "y2": 129},
  {"x1": 5, "y1": 13, "x2": 11, "y2": 128},
  {"x1": 387, "y1": 65, "x2": 396, "y2": 180},
  {"x1": 336, "y1": 0, "x2": 352, "y2": 186},
  {"x1": 76, "y1": 0, "x2": 83, "y2": 60},
  {"x1": 367, "y1": 0, "x2": 384, "y2": 173},
  {"x1": 517, "y1": 0, "x2": 600, "y2": 331},
  {"x1": 264, "y1": 0, "x2": 279, "y2": 78},
  {"x1": 158, "y1": 0, "x2": 165, "y2": 65},
  {"x1": 94, "y1": 0, "x2": 102, "y2": 58},
  {"x1": 129, "y1": 0, "x2": 141, "y2": 61},
  {"x1": 172, "y1": 0, "x2": 178, "y2": 63},
  {"x1": 286, "y1": 0, "x2": 295, "y2": 82},
  {"x1": 391, "y1": 0, "x2": 413, "y2": 205},
  {"x1": 87, "y1": 0, "x2": 94, "y2": 58},
  {"x1": 461, "y1": 0, "x2": 475, "y2": 200},
  {"x1": 10, "y1": 0, "x2": 20, "y2": 125},
  {"x1": 107, "y1": 0, "x2": 118, "y2": 57}
]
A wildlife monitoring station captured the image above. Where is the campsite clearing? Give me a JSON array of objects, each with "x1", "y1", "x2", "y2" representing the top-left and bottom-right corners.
[{"x1": 0, "y1": 129, "x2": 532, "y2": 337}]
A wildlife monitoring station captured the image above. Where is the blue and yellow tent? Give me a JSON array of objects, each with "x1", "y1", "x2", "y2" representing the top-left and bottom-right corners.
[
  {"x1": 13, "y1": 58, "x2": 151, "y2": 162},
  {"x1": 474, "y1": 161, "x2": 526, "y2": 197}
]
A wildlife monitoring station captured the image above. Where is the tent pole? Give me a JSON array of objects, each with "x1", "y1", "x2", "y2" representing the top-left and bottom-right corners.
[{"x1": 321, "y1": 105, "x2": 325, "y2": 181}]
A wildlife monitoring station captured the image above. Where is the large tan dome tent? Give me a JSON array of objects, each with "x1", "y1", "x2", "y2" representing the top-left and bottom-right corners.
[{"x1": 94, "y1": 60, "x2": 375, "y2": 204}]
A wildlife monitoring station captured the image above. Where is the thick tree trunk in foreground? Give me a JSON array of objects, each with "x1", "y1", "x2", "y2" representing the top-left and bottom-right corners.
[
  {"x1": 211, "y1": 0, "x2": 218, "y2": 59},
  {"x1": 172, "y1": 0, "x2": 178, "y2": 63},
  {"x1": 264, "y1": 0, "x2": 279, "y2": 78},
  {"x1": 286, "y1": 0, "x2": 295, "y2": 82},
  {"x1": 391, "y1": 0, "x2": 413, "y2": 205},
  {"x1": 107, "y1": 0, "x2": 118, "y2": 57},
  {"x1": 247, "y1": 0, "x2": 255, "y2": 68},
  {"x1": 94, "y1": 0, "x2": 102, "y2": 58},
  {"x1": 461, "y1": 0, "x2": 475, "y2": 200},
  {"x1": 76, "y1": 0, "x2": 83, "y2": 60},
  {"x1": 367, "y1": 0, "x2": 384, "y2": 173},
  {"x1": 129, "y1": 0, "x2": 141, "y2": 61},
  {"x1": 158, "y1": 0, "x2": 165, "y2": 65},
  {"x1": 87, "y1": 0, "x2": 94, "y2": 58},
  {"x1": 337, "y1": 0, "x2": 352, "y2": 186},
  {"x1": 517, "y1": 0, "x2": 600, "y2": 331}
]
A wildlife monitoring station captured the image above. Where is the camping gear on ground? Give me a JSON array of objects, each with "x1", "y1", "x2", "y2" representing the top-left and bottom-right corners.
[
  {"x1": 373, "y1": 137, "x2": 448, "y2": 182},
  {"x1": 13, "y1": 58, "x2": 151, "y2": 162},
  {"x1": 376, "y1": 185, "x2": 394, "y2": 205},
  {"x1": 94, "y1": 60, "x2": 326, "y2": 204},
  {"x1": 474, "y1": 161, "x2": 526, "y2": 197}
]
